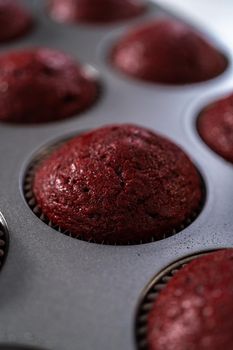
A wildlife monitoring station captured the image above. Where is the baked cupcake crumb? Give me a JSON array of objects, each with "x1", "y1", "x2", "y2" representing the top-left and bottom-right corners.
[
  {"x1": 0, "y1": 48, "x2": 99, "y2": 124},
  {"x1": 48, "y1": 0, "x2": 146, "y2": 25},
  {"x1": 147, "y1": 249, "x2": 233, "y2": 350},
  {"x1": 198, "y1": 93, "x2": 233, "y2": 163},
  {"x1": 32, "y1": 124, "x2": 203, "y2": 244},
  {"x1": 0, "y1": 0, "x2": 33, "y2": 42},
  {"x1": 112, "y1": 19, "x2": 227, "y2": 84}
]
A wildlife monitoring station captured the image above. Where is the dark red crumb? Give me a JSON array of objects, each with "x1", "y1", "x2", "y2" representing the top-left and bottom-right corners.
[
  {"x1": 48, "y1": 0, "x2": 146, "y2": 24},
  {"x1": 198, "y1": 93, "x2": 233, "y2": 164},
  {"x1": 147, "y1": 249, "x2": 233, "y2": 350},
  {"x1": 111, "y1": 19, "x2": 227, "y2": 84},
  {"x1": 0, "y1": 0, "x2": 33, "y2": 42},
  {"x1": 32, "y1": 124, "x2": 203, "y2": 244},
  {"x1": 0, "y1": 48, "x2": 98, "y2": 124}
]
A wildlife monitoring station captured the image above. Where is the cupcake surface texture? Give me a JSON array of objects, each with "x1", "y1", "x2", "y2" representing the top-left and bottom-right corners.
[
  {"x1": 0, "y1": 48, "x2": 98, "y2": 124},
  {"x1": 147, "y1": 249, "x2": 233, "y2": 350},
  {"x1": 0, "y1": 0, "x2": 33, "y2": 42},
  {"x1": 48, "y1": 0, "x2": 146, "y2": 24},
  {"x1": 32, "y1": 124, "x2": 203, "y2": 244},
  {"x1": 198, "y1": 93, "x2": 233, "y2": 163},
  {"x1": 112, "y1": 19, "x2": 227, "y2": 84}
]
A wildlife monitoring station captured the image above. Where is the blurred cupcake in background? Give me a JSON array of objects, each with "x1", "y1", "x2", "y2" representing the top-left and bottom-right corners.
[
  {"x1": 0, "y1": 0, "x2": 33, "y2": 42},
  {"x1": 112, "y1": 19, "x2": 227, "y2": 84},
  {"x1": 0, "y1": 48, "x2": 99, "y2": 124},
  {"x1": 48, "y1": 0, "x2": 146, "y2": 25}
]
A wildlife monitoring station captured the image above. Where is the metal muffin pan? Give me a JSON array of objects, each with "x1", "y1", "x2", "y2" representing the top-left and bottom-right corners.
[{"x1": 0, "y1": 0, "x2": 232, "y2": 349}]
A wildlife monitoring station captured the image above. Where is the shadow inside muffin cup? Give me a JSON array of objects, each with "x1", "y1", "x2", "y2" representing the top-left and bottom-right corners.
[{"x1": 22, "y1": 132, "x2": 206, "y2": 246}]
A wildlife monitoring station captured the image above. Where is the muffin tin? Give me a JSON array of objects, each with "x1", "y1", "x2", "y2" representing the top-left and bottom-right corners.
[{"x1": 0, "y1": 1, "x2": 232, "y2": 349}]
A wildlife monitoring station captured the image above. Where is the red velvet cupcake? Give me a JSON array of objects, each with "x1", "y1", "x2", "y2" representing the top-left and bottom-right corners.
[
  {"x1": 32, "y1": 124, "x2": 203, "y2": 244},
  {"x1": 198, "y1": 94, "x2": 233, "y2": 163},
  {"x1": 147, "y1": 249, "x2": 233, "y2": 350},
  {"x1": 0, "y1": 48, "x2": 98, "y2": 124},
  {"x1": 112, "y1": 19, "x2": 227, "y2": 84},
  {"x1": 48, "y1": 0, "x2": 146, "y2": 25},
  {"x1": 0, "y1": 0, "x2": 33, "y2": 42}
]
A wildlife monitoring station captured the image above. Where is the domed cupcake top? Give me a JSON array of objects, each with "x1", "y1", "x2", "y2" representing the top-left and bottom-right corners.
[
  {"x1": 147, "y1": 249, "x2": 233, "y2": 350},
  {"x1": 112, "y1": 19, "x2": 227, "y2": 84},
  {"x1": 198, "y1": 93, "x2": 233, "y2": 163},
  {"x1": 32, "y1": 124, "x2": 203, "y2": 244},
  {"x1": 0, "y1": 0, "x2": 33, "y2": 42},
  {"x1": 0, "y1": 48, "x2": 98, "y2": 124},
  {"x1": 48, "y1": 0, "x2": 146, "y2": 25}
]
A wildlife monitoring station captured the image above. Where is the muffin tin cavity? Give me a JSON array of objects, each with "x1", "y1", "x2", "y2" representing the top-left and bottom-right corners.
[
  {"x1": 135, "y1": 250, "x2": 221, "y2": 350},
  {"x1": 0, "y1": 212, "x2": 9, "y2": 270}
]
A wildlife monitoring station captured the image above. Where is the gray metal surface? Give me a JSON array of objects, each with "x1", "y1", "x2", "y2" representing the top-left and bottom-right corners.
[{"x1": 0, "y1": 1, "x2": 232, "y2": 349}]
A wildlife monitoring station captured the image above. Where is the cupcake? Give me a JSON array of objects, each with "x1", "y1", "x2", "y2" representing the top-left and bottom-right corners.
[
  {"x1": 31, "y1": 124, "x2": 203, "y2": 244},
  {"x1": 48, "y1": 0, "x2": 146, "y2": 25},
  {"x1": 147, "y1": 249, "x2": 233, "y2": 350},
  {"x1": 198, "y1": 93, "x2": 233, "y2": 163},
  {"x1": 111, "y1": 19, "x2": 227, "y2": 84},
  {"x1": 0, "y1": 0, "x2": 33, "y2": 42},
  {"x1": 0, "y1": 48, "x2": 98, "y2": 124}
]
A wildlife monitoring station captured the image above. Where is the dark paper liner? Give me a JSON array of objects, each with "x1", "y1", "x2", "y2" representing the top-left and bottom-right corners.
[
  {"x1": 23, "y1": 140, "x2": 206, "y2": 245},
  {"x1": 135, "y1": 250, "x2": 219, "y2": 349},
  {"x1": 0, "y1": 211, "x2": 9, "y2": 269}
]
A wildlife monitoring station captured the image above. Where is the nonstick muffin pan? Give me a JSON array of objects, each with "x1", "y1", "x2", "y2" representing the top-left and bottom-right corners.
[{"x1": 0, "y1": 1, "x2": 232, "y2": 349}]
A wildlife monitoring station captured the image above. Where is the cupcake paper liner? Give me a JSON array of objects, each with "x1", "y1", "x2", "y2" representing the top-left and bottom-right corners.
[
  {"x1": 23, "y1": 142, "x2": 205, "y2": 245},
  {"x1": 0, "y1": 212, "x2": 9, "y2": 269},
  {"x1": 135, "y1": 250, "x2": 216, "y2": 349}
]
